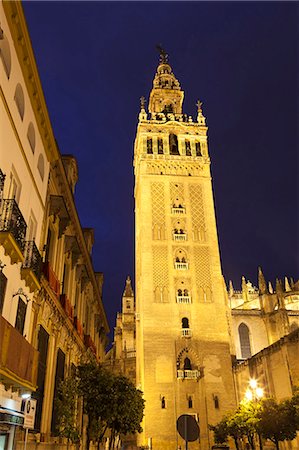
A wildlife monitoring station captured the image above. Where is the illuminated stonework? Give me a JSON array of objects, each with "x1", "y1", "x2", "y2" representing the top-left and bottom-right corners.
[{"x1": 134, "y1": 52, "x2": 236, "y2": 450}]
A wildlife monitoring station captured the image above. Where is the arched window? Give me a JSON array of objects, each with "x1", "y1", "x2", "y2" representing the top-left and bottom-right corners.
[
  {"x1": 238, "y1": 323, "x2": 252, "y2": 359},
  {"x1": 0, "y1": 33, "x2": 11, "y2": 78},
  {"x1": 184, "y1": 357, "x2": 192, "y2": 370},
  {"x1": 177, "y1": 289, "x2": 183, "y2": 296},
  {"x1": 27, "y1": 122, "x2": 36, "y2": 153},
  {"x1": 188, "y1": 396, "x2": 193, "y2": 409},
  {"x1": 161, "y1": 396, "x2": 166, "y2": 409},
  {"x1": 169, "y1": 134, "x2": 179, "y2": 155},
  {"x1": 182, "y1": 317, "x2": 189, "y2": 329},
  {"x1": 14, "y1": 83, "x2": 25, "y2": 120},
  {"x1": 147, "y1": 138, "x2": 153, "y2": 154},
  {"x1": 195, "y1": 142, "x2": 202, "y2": 156},
  {"x1": 37, "y1": 153, "x2": 45, "y2": 181},
  {"x1": 185, "y1": 140, "x2": 191, "y2": 156},
  {"x1": 157, "y1": 138, "x2": 163, "y2": 154}
]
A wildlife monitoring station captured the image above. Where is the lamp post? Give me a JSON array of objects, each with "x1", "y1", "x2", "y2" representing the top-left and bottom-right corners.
[{"x1": 245, "y1": 379, "x2": 264, "y2": 450}]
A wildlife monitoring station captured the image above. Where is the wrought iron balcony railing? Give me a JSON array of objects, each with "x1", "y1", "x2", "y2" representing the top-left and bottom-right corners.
[
  {"x1": 0, "y1": 199, "x2": 27, "y2": 252},
  {"x1": 173, "y1": 233, "x2": 187, "y2": 241},
  {"x1": 22, "y1": 240, "x2": 42, "y2": 280},
  {"x1": 175, "y1": 262, "x2": 189, "y2": 270},
  {"x1": 171, "y1": 207, "x2": 185, "y2": 215}
]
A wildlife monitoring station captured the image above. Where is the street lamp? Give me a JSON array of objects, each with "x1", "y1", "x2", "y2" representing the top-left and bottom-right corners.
[{"x1": 244, "y1": 379, "x2": 264, "y2": 450}]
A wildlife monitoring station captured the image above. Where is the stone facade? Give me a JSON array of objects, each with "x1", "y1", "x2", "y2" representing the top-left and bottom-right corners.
[{"x1": 133, "y1": 52, "x2": 236, "y2": 450}]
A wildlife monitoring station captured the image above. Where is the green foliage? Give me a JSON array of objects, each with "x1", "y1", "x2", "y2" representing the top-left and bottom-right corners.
[
  {"x1": 209, "y1": 418, "x2": 229, "y2": 444},
  {"x1": 258, "y1": 398, "x2": 297, "y2": 448},
  {"x1": 77, "y1": 363, "x2": 145, "y2": 450},
  {"x1": 55, "y1": 376, "x2": 80, "y2": 444}
]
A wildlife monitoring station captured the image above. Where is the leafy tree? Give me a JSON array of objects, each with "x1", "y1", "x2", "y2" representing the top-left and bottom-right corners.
[
  {"x1": 258, "y1": 398, "x2": 297, "y2": 450},
  {"x1": 55, "y1": 376, "x2": 80, "y2": 449},
  {"x1": 107, "y1": 375, "x2": 145, "y2": 449},
  {"x1": 209, "y1": 418, "x2": 229, "y2": 444},
  {"x1": 78, "y1": 362, "x2": 114, "y2": 450}
]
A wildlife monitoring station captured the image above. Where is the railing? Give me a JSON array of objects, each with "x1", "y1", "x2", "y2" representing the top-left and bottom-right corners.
[
  {"x1": 177, "y1": 296, "x2": 191, "y2": 304},
  {"x1": 173, "y1": 233, "x2": 187, "y2": 241},
  {"x1": 177, "y1": 370, "x2": 199, "y2": 380},
  {"x1": 126, "y1": 349, "x2": 136, "y2": 358},
  {"x1": 171, "y1": 207, "x2": 185, "y2": 215},
  {"x1": 175, "y1": 262, "x2": 189, "y2": 270},
  {"x1": 0, "y1": 315, "x2": 39, "y2": 388},
  {"x1": 22, "y1": 241, "x2": 42, "y2": 280},
  {"x1": 182, "y1": 328, "x2": 192, "y2": 337},
  {"x1": 42, "y1": 261, "x2": 60, "y2": 297},
  {"x1": 84, "y1": 334, "x2": 97, "y2": 356},
  {"x1": 0, "y1": 199, "x2": 26, "y2": 252},
  {"x1": 60, "y1": 294, "x2": 74, "y2": 321}
]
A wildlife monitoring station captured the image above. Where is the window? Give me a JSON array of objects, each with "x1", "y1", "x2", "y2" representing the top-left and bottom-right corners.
[
  {"x1": 157, "y1": 138, "x2": 163, "y2": 154},
  {"x1": 182, "y1": 317, "x2": 189, "y2": 329},
  {"x1": 27, "y1": 122, "x2": 36, "y2": 153},
  {"x1": 14, "y1": 83, "x2": 25, "y2": 120},
  {"x1": 37, "y1": 154, "x2": 45, "y2": 181},
  {"x1": 169, "y1": 134, "x2": 179, "y2": 155},
  {"x1": 8, "y1": 169, "x2": 21, "y2": 203},
  {"x1": 147, "y1": 138, "x2": 153, "y2": 154},
  {"x1": 188, "y1": 396, "x2": 193, "y2": 409},
  {"x1": 51, "y1": 349, "x2": 65, "y2": 434},
  {"x1": 161, "y1": 396, "x2": 166, "y2": 409},
  {"x1": 32, "y1": 326, "x2": 49, "y2": 431},
  {"x1": 15, "y1": 296, "x2": 27, "y2": 335},
  {"x1": 27, "y1": 212, "x2": 37, "y2": 241},
  {"x1": 238, "y1": 323, "x2": 252, "y2": 358},
  {"x1": 0, "y1": 272, "x2": 7, "y2": 314},
  {"x1": 126, "y1": 300, "x2": 131, "y2": 309},
  {"x1": 213, "y1": 395, "x2": 219, "y2": 409},
  {"x1": 0, "y1": 33, "x2": 11, "y2": 78},
  {"x1": 184, "y1": 357, "x2": 192, "y2": 370},
  {"x1": 195, "y1": 142, "x2": 202, "y2": 156},
  {"x1": 185, "y1": 140, "x2": 191, "y2": 156}
]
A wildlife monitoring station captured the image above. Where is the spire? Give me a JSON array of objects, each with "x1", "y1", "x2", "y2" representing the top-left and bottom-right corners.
[
  {"x1": 149, "y1": 48, "x2": 184, "y2": 115},
  {"x1": 285, "y1": 276, "x2": 291, "y2": 292},
  {"x1": 241, "y1": 276, "x2": 249, "y2": 302},
  {"x1": 196, "y1": 99, "x2": 206, "y2": 126},
  {"x1": 229, "y1": 280, "x2": 234, "y2": 296},
  {"x1": 268, "y1": 281, "x2": 274, "y2": 294},
  {"x1": 258, "y1": 266, "x2": 268, "y2": 295},
  {"x1": 123, "y1": 275, "x2": 134, "y2": 297},
  {"x1": 139, "y1": 96, "x2": 147, "y2": 122}
]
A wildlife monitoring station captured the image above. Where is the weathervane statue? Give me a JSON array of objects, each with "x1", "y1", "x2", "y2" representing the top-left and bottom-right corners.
[{"x1": 156, "y1": 44, "x2": 168, "y2": 64}]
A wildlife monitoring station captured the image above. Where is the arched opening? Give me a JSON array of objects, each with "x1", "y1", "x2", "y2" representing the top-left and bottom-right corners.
[
  {"x1": 182, "y1": 317, "x2": 189, "y2": 329},
  {"x1": 161, "y1": 396, "x2": 166, "y2": 409},
  {"x1": 37, "y1": 153, "x2": 45, "y2": 181},
  {"x1": 238, "y1": 323, "x2": 252, "y2": 359},
  {"x1": 184, "y1": 357, "x2": 192, "y2": 370},
  {"x1": 188, "y1": 396, "x2": 193, "y2": 409},
  {"x1": 195, "y1": 142, "x2": 202, "y2": 156},
  {"x1": 157, "y1": 138, "x2": 163, "y2": 154},
  {"x1": 14, "y1": 83, "x2": 25, "y2": 120},
  {"x1": 27, "y1": 122, "x2": 36, "y2": 153},
  {"x1": 169, "y1": 134, "x2": 179, "y2": 155},
  {"x1": 0, "y1": 34, "x2": 11, "y2": 78},
  {"x1": 147, "y1": 138, "x2": 153, "y2": 154},
  {"x1": 185, "y1": 140, "x2": 192, "y2": 156}
]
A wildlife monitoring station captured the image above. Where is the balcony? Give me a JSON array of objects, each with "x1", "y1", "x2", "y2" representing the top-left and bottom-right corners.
[
  {"x1": 175, "y1": 262, "x2": 189, "y2": 270},
  {"x1": 177, "y1": 296, "x2": 191, "y2": 304},
  {"x1": 173, "y1": 233, "x2": 187, "y2": 242},
  {"x1": 182, "y1": 328, "x2": 192, "y2": 337},
  {"x1": 84, "y1": 334, "x2": 97, "y2": 356},
  {"x1": 21, "y1": 241, "x2": 42, "y2": 292},
  {"x1": 126, "y1": 348, "x2": 136, "y2": 358},
  {"x1": 74, "y1": 316, "x2": 84, "y2": 339},
  {"x1": 0, "y1": 199, "x2": 26, "y2": 264},
  {"x1": 42, "y1": 261, "x2": 60, "y2": 297},
  {"x1": 171, "y1": 207, "x2": 185, "y2": 215},
  {"x1": 177, "y1": 370, "x2": 199, "y2": 380},
  {"x1": 60, "y1": 294, "x2": 74, "y2": 321},
  {"x1": 0, "y1": 315, "x2": 39, "y2": 390}
]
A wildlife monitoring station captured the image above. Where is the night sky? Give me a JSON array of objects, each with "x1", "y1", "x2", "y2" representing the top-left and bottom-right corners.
[{"x1": 23, "y1": 1, "x2": 298, "y2": 335}]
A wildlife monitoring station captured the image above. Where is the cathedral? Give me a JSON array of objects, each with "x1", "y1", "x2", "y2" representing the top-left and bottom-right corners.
[{"x1": 107, "y1": 51, "x2": 299, "y2": 450}]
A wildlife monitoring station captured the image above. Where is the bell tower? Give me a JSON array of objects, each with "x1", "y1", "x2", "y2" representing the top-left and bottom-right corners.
[{"x1": 134, "y1": 50, "x2": 236, "y2": 450}]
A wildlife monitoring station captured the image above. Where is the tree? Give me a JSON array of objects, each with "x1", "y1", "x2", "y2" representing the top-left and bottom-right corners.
[
  {"x1": 257, "y1": 398, "x2": 297, "y2": 450},
  {"x1": 78, "y1": 362, "x2": 114, "y2": 450},
  {"x1": 107, "y1": 375, "x2": 145, "y2": 449},
  {"x1": 209, "y1": 418, "x2": 229, "y2": 444},
  {"x1": 55, "y1": 376, "x2": 80, "y2": 449}
]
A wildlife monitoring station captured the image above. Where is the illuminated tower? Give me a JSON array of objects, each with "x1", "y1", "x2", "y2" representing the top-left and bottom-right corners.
[{"x1": 134, "y1": 50, "x2": 236, "y2": 450}]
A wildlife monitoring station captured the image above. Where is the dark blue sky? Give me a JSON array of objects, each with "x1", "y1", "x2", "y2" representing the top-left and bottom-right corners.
[{"x1": 23, "y1": 1, "x2": 298, "y2": 333}]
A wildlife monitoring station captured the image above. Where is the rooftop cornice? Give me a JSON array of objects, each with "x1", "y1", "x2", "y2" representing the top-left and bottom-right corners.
[{"x1": 3, "y1": 1, "x2": 59, "y2": 163}]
